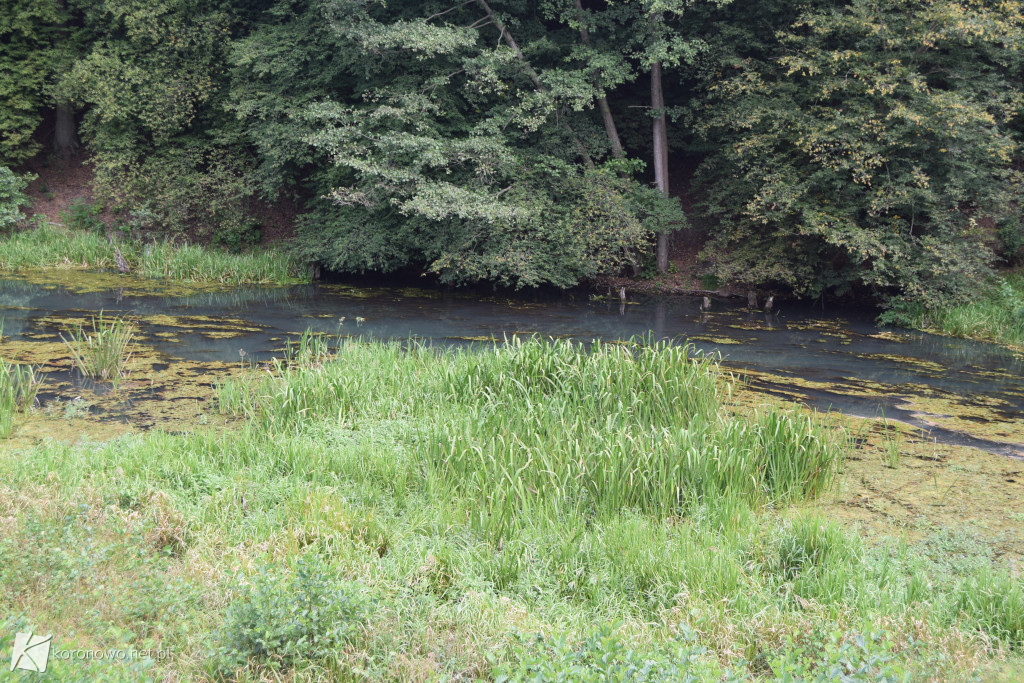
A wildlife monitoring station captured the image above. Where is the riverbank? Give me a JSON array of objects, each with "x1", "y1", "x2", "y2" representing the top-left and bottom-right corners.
[
  {"x1": 1, "y1": 337, "x2": 1021, "y2": 681},
  {"x1": 907, "y1": 272, "x2": 1024, "y2": 353},
  {"x1": 0, "y1": 222, "x2": 306, "y2": 285}
]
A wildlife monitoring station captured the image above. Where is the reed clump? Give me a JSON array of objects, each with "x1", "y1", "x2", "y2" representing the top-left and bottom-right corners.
[
  {"x1": 913, "y1": 271, "x2": 1024, "y2": 350},
  {"x1": 61, "y1": 314, "x2": 135, "y2": 383},
  {"x1": 216, "y1": 337, "x2": 845, "y2": 536},
  {"x1": 0, "y1": 358, "x2": 41, "y2": 437}
]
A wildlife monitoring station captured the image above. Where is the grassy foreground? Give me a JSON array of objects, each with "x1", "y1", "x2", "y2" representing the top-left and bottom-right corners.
[
  {"x1": 0, "y1": 223, "x2": 305, "y2": 284},
  {"x1": 1, "y1": 338, "x2": 1022, "y2": 681}
]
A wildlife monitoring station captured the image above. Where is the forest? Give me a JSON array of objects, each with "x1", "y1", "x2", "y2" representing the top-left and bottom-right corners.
[{"x1": 3, "y1": 0, "x2": 1023, "y2": 320}]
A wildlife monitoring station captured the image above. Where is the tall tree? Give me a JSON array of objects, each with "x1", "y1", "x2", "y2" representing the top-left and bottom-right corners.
[
  {"x1": 0, "y1": 0, "x2": 61, "y2": 165},
  {"x1": 297, "y1": 0, "x2": 665, "y2": 287},
  {"x1": 697, "y1": 0, "x2": 1024, "y2": 312}
]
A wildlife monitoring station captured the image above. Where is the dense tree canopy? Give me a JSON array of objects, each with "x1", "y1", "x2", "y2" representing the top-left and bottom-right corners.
[{"x1": 2, "y1": 0, "x2": 1022, "y2": 311}]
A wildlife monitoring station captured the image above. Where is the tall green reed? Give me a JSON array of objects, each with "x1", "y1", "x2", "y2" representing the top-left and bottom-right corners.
[
  {"x1": 61, "y1": 314, "x2": 135, "y2": 383},
  {"x1": 0, "y1": 358, "x2": 41, "y2": 437},
  {"x1": 216, "y1": 337, "x2": 846, "y2": 540}
]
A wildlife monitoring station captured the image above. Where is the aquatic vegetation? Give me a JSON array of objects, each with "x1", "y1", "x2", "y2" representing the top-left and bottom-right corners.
[
  {"x1": 0, "y1": 358, "x2": 40, "y2": 436},
  {"x1": 216, "y1": 337, "x2": 844, "y2": 534},
  {"x1": 60, "y1": 314, "x2": 135, "y2": 383},
  {"x1": 138, "y1": 242, "x2": 303, "y2": 285},
  {"x1": 880, "y1": 415, "x2": 903, "y2": 469},
  {"x1": 282, "y1": 328, "x2": 335, "y2": 368},
  {"x1": 0, "y1": 223, "x2": 305, "y2": 285},
  {"x1": 910, "y1": 271, "x2": 1024, "y2": 351}
]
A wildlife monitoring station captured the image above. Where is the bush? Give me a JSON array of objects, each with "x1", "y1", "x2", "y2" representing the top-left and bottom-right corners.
[
  {"x1": 0, "y1": 166, "x2": 33, "y2": 230},
  {"x1": 61, "y1": 198, "x2": 105, "y2": 234},
  {"x1": 217, "y1": 556, "x2": 369, "y2": 672}
]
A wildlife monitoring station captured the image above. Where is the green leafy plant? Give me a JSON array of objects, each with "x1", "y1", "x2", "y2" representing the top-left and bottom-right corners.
[
  {"x1": 492, "y1": 625, "x2": 724, "y2": 682},
  {"x1": 0, "y1": 166, "x2": 33, "y2": 230},
  {"x1": 217, "y1": 556, "x2": 369, "y2": 672},
  {"x1": 61, "y1": 198, "x2": 105, "y2": 234},
  {"x1": 60, "y1": 314, "x2": 135, "y2": 383}
]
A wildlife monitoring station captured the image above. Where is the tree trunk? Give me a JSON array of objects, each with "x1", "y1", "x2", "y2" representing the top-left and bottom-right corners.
[
  {"x1": 573, "y1": 0, "x2": 623, "y2": 159},
  {"x1": 651, "y1": 61, "x2": 670, "y2": 273},
  {"x1": 54, "y1": 105, "x2": 79, "y2": 158},
  {"x1": 476, "y1": 0, "x2": 594, "y2": 168}
]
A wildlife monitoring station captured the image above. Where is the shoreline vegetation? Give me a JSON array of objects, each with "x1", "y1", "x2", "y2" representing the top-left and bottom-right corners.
[
  {"x1": 4, "y1": 219, "x2": 1024, "y2": 355},
  {"x1": 908, "y1": 272, "x2": 1024, "y2": 353},
  {"x1": 0, "y1": 222, "x2": 306, "y2": 285},
  {"x1": 4, "y1": 218, "x2": 1024, "y2": 361},
  {"x1": 0, "y1": 337, "x2": 1022, "y2": 680}
]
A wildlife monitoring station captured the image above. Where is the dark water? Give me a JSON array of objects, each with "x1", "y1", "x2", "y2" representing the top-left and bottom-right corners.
[{"x1": 2, "y1": 277, "x2": 1022, "y2": 455}]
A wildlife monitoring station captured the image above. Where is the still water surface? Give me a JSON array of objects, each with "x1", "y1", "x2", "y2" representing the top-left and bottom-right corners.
[{"x1": 2, "y1": 277, "x2": 1021, "y2": 455}]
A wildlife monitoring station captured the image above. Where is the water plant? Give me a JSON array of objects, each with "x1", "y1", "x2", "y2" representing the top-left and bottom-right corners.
[
  {"x1": 217, "y1": 337, "x2": 845, "y2": 539},
  {"x1": 138, "y1": 241, "x2": 303, "y2": 284},
  {"x1": 0, "y1": 358, "x2": 40, "y2": 437},
  {"x1": 908, "y1": 271, "x2": 1024, "y2": 351},
  {"x1": 60, "y1": 314, "x2": 135, "y2": 383},
  {"x1": 879, "y1": 414, "x2": 902, "y2": 469},
  {"x1": 282, "y1": 329, "x2": 334, "y2": 368}
]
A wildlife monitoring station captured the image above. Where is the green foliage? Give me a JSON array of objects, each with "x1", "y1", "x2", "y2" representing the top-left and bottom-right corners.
[
  {"x1": 61, "y1": 198, "x2": 104, "y2": 233},
  {"x1": 57, "y1": 1, "x2": 257, "y2": 243},
  {"x1": 217, "y1": 556, "x2": 369, "y2": 672},
  {"x1": 0, "y1": 166, "x2": 34, "y2": 229},
  {"x1": 0, "y1": 0, "x2": 62, "y2": 164},
  {"x1": 294, "y1": 2, "x2": 685, "y2": 288},
  {"x1": 8, "y1": 0, "x2": 1024, "y2": 306},
  {"x1": 769, "y1": 630, "x2": 907, "y2": 682},
  {"x1": 698, "y1": 0, "x2": 1024, "y2": 310}
]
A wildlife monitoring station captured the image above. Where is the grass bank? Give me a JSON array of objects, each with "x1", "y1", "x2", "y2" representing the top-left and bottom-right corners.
[
  {"x1": 909, "y1": 271, "x2": 1024, "y2": 351},
  {"x1": 0, "y1": 223, "x2": 306, "y2": 284},
  {"x1": 1, "y1": 339, "x2": 1021, "y2": 681}
]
